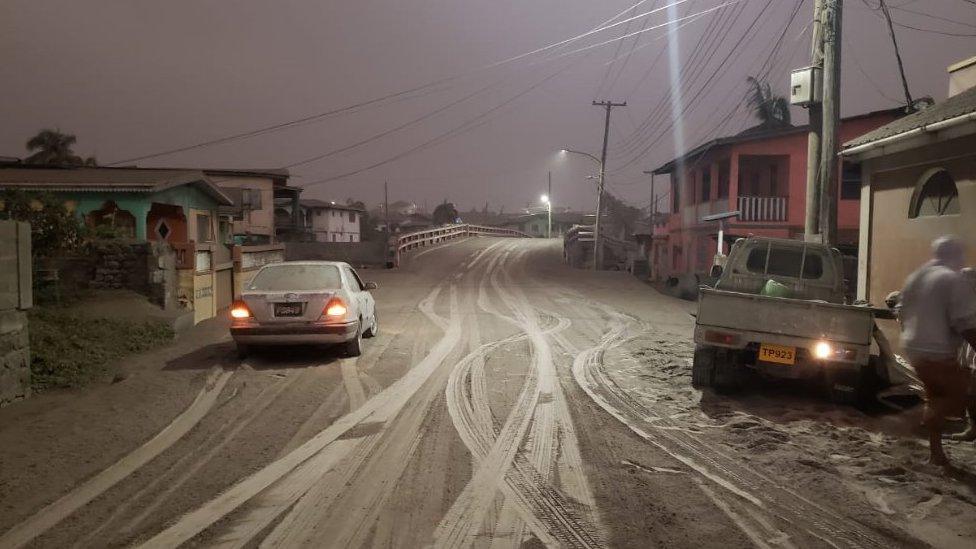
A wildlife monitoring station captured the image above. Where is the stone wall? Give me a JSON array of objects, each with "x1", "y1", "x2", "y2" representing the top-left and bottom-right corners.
[
  {"x1": 90, "y1": 241, "x2": 150, "y2": 291},
  {"x1": 0, "y1": 310, "x2": 29, "y2": 406}
]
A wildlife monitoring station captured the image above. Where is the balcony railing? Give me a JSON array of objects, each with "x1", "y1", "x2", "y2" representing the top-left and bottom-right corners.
[{"x1": 738, "y1": 195, "x2": 788, "y2": 222}]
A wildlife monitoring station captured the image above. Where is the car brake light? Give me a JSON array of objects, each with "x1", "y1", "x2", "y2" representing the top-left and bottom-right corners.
[
  {"x1": 324, "y1": 297, "x2": 347, "y2": 318},
  {"x1": 704, "y1": 330, "x2": 738, "y2": 345},
  {"x1": 230, "y1": 301, "x2": 251, "y2": 319}
]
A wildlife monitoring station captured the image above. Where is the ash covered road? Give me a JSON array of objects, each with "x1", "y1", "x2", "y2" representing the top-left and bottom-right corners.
[{"x1": 1, "y1": 237, "x2": 974, "y2": 548}]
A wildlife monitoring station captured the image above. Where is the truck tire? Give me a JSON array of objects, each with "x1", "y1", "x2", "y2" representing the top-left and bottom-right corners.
[
  {"x1": 713, "y1": 352, "x2": 746, "y2": 394},
  {"x1": 692, "y1": 345, "x2": 717, "y2": 388},
  {"x1": 827, "y1": 363, "x2": 880, "y2": 407}
]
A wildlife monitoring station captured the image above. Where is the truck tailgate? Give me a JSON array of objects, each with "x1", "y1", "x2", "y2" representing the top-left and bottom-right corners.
[{"x1": 697, "y1": 288, "x2": 874, "y2": 345}]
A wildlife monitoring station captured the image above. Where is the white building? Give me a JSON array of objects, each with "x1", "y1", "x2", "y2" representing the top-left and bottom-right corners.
[{"x1": 301, "y1": 199, "x2": 364, "y2": 243}]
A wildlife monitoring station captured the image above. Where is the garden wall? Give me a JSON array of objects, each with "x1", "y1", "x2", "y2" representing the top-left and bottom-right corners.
[{"x1": 0, "y1": 220, "x2": 31, "y2": 406}]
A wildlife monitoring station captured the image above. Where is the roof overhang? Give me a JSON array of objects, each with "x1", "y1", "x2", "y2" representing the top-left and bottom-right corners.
[{"x1": 842, "y1": 111, "x2": 976, "y2": 161}]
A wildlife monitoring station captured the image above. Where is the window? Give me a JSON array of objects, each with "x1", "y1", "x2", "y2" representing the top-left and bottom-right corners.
[
  {"x1": 349, "y1": 212, "x2": 356, "y2": 222},
  {"x1": 769, "y1": 164, "x2": 779, "y2": 196},
  {"x1": 240, "y1": 188, "x2": 262, "y2": 210},
  {"x1": 196, "y1": 213, "x2": 213, "y2": 242},
  {"x1": 689, "y1": 172, "x2": 698, "y2": 203},
  {"x1": 249, "y1": 265, "x2": 341, "y2": 291},
  {"x1": 332, "y1": 233, "x2": 337, "y2": 242},
  {"x1": 701, "y1": 169, "x2": 711, "y2": 202},
  {"x1": 344, "y1": 266, "x2": 365, "y2": 291},
  {"x1": 911, "y1": 169, "x2": 959, "y2": 218},
  {"x1": 718, "y1": 161, "x2": 730, "y2": 199},
  {"x1": 672, "y1": 177, "x2": 681, "y2": 213},
  {"x1": 316, "y1": 210, "x2": 322, "y2": 217},
  {"x1": 841, "y1": 162, "x2": 861, "y2": 200}
]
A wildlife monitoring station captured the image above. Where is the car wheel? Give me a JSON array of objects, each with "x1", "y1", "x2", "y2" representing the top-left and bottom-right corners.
[
  {"x1": 236, "y1": 343, "x2": 250, "y2": 360},
  {"x1": 364, "y1": 313, "x2": 378, "y2": 338},
  {"x1": 345, "y1": 323, "x2": 363, "y2": 357}
]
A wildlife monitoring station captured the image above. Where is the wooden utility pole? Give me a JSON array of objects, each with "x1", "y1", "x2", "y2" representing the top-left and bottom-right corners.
[
  {"x1": 592, "y1": 100, "x2": 626, "y2": 270},
  {"x1": 818, "y1": 0, "x2": 842, "y2": 246},
  {"x1": 384, "y1": 180, "x2": 391, "y2": 231},
  {"x1": 804, "y1": 0, "x2": 825, "y2": 241}
]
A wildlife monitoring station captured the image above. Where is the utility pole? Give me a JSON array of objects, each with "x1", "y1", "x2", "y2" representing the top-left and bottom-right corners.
[
  {"x1": 547, "y1": 170, "x2": 552, "y2": 239},
  {"x1": 804, "y1": 0, "x2": 825, "y2": 241},
  {"x1": 592, "y1": 100, "x2": 626, "y2": 270},
  {"x1": 818, "y1": 0, "x2": 842, "y2": 246},
  {"x1": 384, "y1": 180, "x2": 390, "y2": 234}
]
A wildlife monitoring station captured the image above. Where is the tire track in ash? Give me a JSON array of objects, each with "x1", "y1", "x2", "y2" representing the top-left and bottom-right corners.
[
  {"x1": 435, "y1": 242, "x2": 603, "y2": 549},
  {"x1": 139, "y1": 284, "x2": 464, "y2": 548},
  {"x1": 565, "y1": 299, "x2": 897, "y2": 549},
  {"x1": 74, "y1": 364, "x2": 302, "y2": 547},
  {"x1": 260, "y1": 288, "x2": 469, "y2": 547},
  {"x1": 0, "y1": 367, "x2": 233, "y2": 549}
]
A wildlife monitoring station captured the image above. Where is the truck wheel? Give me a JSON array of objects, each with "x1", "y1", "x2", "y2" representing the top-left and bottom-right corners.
[
  {"x1": 827, "y1": 364, "x2": 880, "y2": 407},
  {"x1": 692, "y1": 345, "x2": 717, "y2": 388},
  {"x1": 713, "y1": 354, "x2": 746, "y2": 395}
]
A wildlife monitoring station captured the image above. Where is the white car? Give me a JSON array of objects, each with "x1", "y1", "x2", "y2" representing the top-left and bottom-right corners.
[{"x1": 229, "y1": 261, "x2": 378, "y2": 358}]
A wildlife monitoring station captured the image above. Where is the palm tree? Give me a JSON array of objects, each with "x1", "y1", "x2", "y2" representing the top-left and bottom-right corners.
[
  {"x1": 746, "y1": 76, "x2": 791, "y2": 129},
  {"x1": 24, "y1": 129, "x2": 95, "y2": 165}
]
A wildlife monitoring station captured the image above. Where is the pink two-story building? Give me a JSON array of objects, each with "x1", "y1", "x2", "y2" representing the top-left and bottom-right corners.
[{"x1": 648, "y1": 108, "x2": 903, "y2": 280}]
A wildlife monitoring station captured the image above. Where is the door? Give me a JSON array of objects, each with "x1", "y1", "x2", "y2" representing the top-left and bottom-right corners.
[{"x1": 215, "y1": 268, "x2": 233, "y2": 311}]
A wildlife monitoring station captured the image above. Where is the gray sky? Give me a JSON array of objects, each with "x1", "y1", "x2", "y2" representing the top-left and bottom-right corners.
[{"x1": 1, "y1": 0, "x2": 974, "y2": 213}]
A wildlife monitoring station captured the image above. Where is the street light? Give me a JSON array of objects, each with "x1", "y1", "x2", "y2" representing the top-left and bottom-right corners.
[
  {"x1": 541, "y1": 194, "x2": 551, "y2": 239},
  {"x1": 559, "y1": 148, "x2": 604, "y2": 270}
]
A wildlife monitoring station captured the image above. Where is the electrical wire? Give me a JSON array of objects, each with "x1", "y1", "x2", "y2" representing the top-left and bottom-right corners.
[{"x1": 105, "y1": 0, "x2": 686, "y2": 165}]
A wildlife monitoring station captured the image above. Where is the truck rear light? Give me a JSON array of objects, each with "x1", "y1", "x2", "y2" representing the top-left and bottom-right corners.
[
  {"x1": 704, "y1": 330, "x2": 739, "y2": 346},
  {"x1": 812, "y1": 341, "x2": 857, "y2": 361},
  {"x1": 230, "y1": 301, "x2": 252, "y2": 319}
]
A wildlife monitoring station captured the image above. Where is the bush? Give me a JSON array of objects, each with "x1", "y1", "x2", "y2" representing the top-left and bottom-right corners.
[
  {"x1": 0, "y1": 190, "x2": 84, "y2": 257},
  {"x1": 28, "y1": 308, "x2": 173, "y2": 391}
]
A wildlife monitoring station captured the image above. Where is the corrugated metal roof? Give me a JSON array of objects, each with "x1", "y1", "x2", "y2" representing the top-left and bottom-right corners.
[
  {"x1": 0, "y1": 167, "x2": 234, "y2": 205},
  {"x1": 843, "y1": 87, "x2": 976, "y2": 149}
]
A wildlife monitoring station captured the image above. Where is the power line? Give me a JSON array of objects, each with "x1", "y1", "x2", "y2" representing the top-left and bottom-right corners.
[{"x1": 105, "y1": 0, "x2": 686, "y2": 165}]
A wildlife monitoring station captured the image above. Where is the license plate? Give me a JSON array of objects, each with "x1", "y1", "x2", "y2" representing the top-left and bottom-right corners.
[
  {"x1": 274, "y1": 303, "x2": 303, "y2": 317},
  {"x1": 759, "y1": 343, "x2": 796, "y2": 365}
]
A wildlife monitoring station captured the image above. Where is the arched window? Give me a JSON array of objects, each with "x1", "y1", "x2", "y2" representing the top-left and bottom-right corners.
[{"x1": 910, "y1": 169, "x2": 959, "y2": 218}]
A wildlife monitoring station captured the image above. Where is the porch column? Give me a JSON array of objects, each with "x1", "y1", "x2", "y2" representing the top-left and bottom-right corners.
[
  {"x1": 291, "y1": 191, "x2": 301, "y2": 231},
  {"x1": 132, "y1": 203, "x2": 150, "y2": 241},
  {"x1": 728, "y1": 152, "x2": 740, "y2": 212},
  {"x1": 856, "y1": 161, "x2": 873, "y2": 302}
]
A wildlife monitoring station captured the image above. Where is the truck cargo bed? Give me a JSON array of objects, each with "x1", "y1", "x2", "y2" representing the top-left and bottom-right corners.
[{"x1": 697, "y1": 288, "x2": 875, "y2": 346}]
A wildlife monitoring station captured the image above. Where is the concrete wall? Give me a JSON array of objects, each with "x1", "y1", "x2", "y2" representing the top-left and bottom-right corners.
[
  {"x1": 865, "y1": 135, "x2": 976, "y2": 304},
  {"x1": 0, "y1": 220, "x2": 31, "y2": 406},
  {"x1": 285, "y1": 240, "x2": 387, "y2": 266}
]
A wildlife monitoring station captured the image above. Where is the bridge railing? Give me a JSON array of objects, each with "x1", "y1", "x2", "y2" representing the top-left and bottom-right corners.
[{"x1": 393, "y1": 224, "x2": 530, "y2": 266}]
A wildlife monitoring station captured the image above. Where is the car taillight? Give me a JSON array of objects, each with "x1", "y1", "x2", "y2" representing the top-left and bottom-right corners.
[
  {"x1": 230, "y1": 300, "x2": 252, "y2": 319},
  {"x1": 704, "y1": 330, "x2": 739, "y2": 346},
  {"x1": 324, "y1": 297, "x2": 347, "y2": 318}
]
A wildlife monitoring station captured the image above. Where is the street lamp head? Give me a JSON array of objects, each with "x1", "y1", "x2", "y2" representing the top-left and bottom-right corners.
[{"x1": 541, "y1": 194, "x2": 549, "y2": 203}]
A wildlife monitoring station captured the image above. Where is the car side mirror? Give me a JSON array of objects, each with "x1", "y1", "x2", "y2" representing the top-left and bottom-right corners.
[
  {"x1": 709, "y1": 264, "x2": 724, "y2": 278},
  {"x1": 364, "y1": 281, "x2": 378, "y2": 291}
]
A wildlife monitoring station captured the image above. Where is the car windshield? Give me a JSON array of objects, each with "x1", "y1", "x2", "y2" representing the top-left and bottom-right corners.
[{"x1": 248, "y1": 264, "x2": 341, "y2": 291}]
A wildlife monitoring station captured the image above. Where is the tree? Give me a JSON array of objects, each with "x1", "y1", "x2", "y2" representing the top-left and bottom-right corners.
[
  {"x1": 746, "y1": 77, "x2": 791, "y2": 129},
  {"x1": 432, "y1": 201, "x2": 459, "y2": 225},
  {"x1": 24, "y1": 129, "x2": 97, "y2": 166},
  {"x1": 0, "y1": 190, "x2": 83, "y2": 257}
]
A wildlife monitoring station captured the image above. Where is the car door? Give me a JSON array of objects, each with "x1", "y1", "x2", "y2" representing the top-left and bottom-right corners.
[{"x1": 344, "y1": 265, "x2": 374, "y2": 326}]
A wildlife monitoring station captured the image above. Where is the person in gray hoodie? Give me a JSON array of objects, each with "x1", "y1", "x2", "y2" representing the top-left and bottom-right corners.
[{"x1": 900, "y1": 236, "x2": 976, "y2": 466}]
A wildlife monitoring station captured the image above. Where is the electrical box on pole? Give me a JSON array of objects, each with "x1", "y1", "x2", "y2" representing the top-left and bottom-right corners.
[{"x1": 790, "y1": 67, "x2": 823, "y2": 106}]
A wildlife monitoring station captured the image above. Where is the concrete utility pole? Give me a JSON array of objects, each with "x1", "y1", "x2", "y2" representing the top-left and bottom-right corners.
[
  {"x1": 592, "y1": 100, "x2": 626, "y2": 270},
  {"x1": 818, "y1": 0, "x2": 842, "y2": 246},
  {"x1": 804, "y1": 0, "x2": 825, "y2": 241}
]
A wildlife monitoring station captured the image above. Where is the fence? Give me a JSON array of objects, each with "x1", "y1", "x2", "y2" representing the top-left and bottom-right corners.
[
  {"x1": 394, "y1": 224, "x2": 529, "y2": 266},
  {"x1": 738, "y1": 195, "x2": 788, "y2": 222}
]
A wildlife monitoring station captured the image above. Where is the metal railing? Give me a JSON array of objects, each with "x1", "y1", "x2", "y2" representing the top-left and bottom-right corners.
[
  {"x1": 737, "y1": 195, "x2": 788, "y2": 222},
  {"x1": 394, "y1": 224, "x2": 530, "y2": 266}
]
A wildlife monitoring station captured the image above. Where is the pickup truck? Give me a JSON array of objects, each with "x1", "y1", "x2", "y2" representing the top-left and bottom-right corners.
[{"x1": 692, "y1": 236, "x2": 889, "y2": 404}]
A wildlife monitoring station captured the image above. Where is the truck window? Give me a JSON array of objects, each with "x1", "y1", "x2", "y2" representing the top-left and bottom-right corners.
[
  {"x1": 766, "y1": 246, "x2": 803, "y2": 277},
  {"x1": 744, "y1": 244, "x2": 827, "y2": 279}
]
